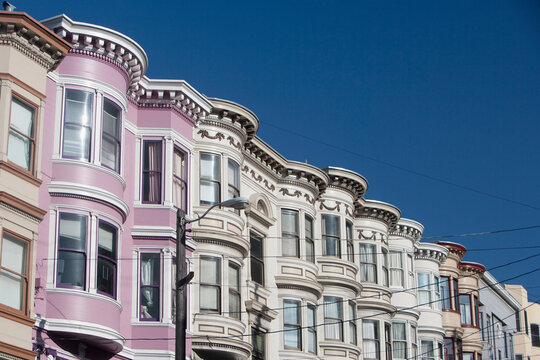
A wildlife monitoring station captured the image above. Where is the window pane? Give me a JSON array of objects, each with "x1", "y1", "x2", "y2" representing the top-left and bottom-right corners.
[
  {"x1": 102, "y1": 100, "x2": 121, "y2": 137},
  {"x1": 0, "y1": 269, "x2": 24, "y2": 310},
  {"x1": 63, "y1": 123, "x2": 91, "y2": 159},
  {"x1": 63, "y1": 89, "x2": 92, "y2": 160},
  {"x1": 142, "y1": 141, "x2": 162, "y2": 203},
  {"x1": 251, "y1": 233, "x2": 263, "y2": 258},
  {"x1": 325, "y1": 237, "x2": 339, "y2": 256},
  {"x1": 305, "y1": 216, "x2": 313, "y2": 239},
  {"x1": 282, "y1": 210, "x2": 298, "y2": 233},
  {"x1": 282, "y1": 235, "x2": 299, "y2": 257},
  {"x1": 2, "y1": 234, "x2": 27, "y2": 274},
  {"x1": 101, "y1": 134, "x2": 119, "y2": 171},
  {"x1": 460, "y1": 295, "x2": 472, "y2": 325},
  {"x1": 201, "y1": 154, "x2": 220, "y2": 180},
  {"x1": 306, "y1": 239, "x2": 315, "y2": 263},
  {"x1": 322, "y1": 215, "x2": 339, "y2": 235},
  {"x1": 140, "y1": 286, "x2": 160, "y2": 319},
  {"x1": 200, "y1": 180, "x2": 219, "y2": 204},
  {"x1": 141, "y1": 254, "x2": 160, "y2": 286},
  {"x1": 59, "y1": 213, "x2": 86, "y2": 250},
  {"x1": 8, "y1": 130, "x2": 32, "y2": 170},
  {"x1": 284, "y1": 325, "x2": 301, "y2": 348},
  {"x1": 284, "y1": 300, "x2": 300, "y2": 323},
  {"x1": 228, "y1": 160, "x2": 239, "y2": 188},
  {"x1": 57, "y1": 250, "x2": 85, "y2": 287},
  {"x1": 10, "y1": 98, "x2": 34, "y2": 136},
  {"x1": 229, "y1": 264, "x2": 239, "y2": 291},
  {"x1": 97, "y1": 257, "x2": 115, "y2": 296},
  {"x1": 65, "y1": 89, "x2": 93, "y2": 125},
  {"x1": 98, "y1": 222, "x2": 116, "y2": 259},
  {"x1": 200, "y1": 258, "x2": 219, "y2": 284},
  {"x1": 200, "y1": 286, "x2": 219, "y2": 311}
]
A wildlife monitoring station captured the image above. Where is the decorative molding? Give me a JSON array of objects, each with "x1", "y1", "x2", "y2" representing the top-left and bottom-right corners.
[
  {"x1": 197, "y1": 129, "x2": 225, "y2": 141},
  {"x1": 279, "y1": 188, "x2": 302, "y2": 198},
  {"x1": 241, "y1": 165, "x2": 275, "y2": 192},
  {"x1": 319, "y1": 199, "x2": 341, "y2": 212},
  {"x1": 304, "y1": 193, "x2": 315, "y2": 205},
  {"x1": 227, "y1": 136, "x2": 243, "y2": 150},
  {"x1": 415, "y1": 243, "x2": 448, "y2": 265},
  {"x1": 345, "y1": 204, "x2": 354, "y2": 217},
  {"x1": 0, "y1": 160, "x2": 41, "y2": 187},
  {"x1": 358, "y1": 230, "x2": 387, "y2": 244},
  {"x1": 0, "y1": 191, "x2": 46, "y2": 221},
  {"x1": 356, "y1": 205, "x2": 399, "y2": 227}
]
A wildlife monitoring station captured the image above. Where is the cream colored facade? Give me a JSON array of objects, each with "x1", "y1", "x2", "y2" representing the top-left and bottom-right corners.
[
  {"x1": 0, "y1": 10, "x2": 69, "y2": 360},
  {"x1": 505, "y1": 285, "x2": 540, "y2": 360},
  {"x1": 189, "y1": 98, "x2": 448, "y2": 360}
]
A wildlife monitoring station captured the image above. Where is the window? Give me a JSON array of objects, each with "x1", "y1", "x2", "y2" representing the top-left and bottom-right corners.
[
  {"x1": 307, "y1": 304, "x2": 317, "y2": 353},
  {"x1": 97, "y1": 221, "x2": 117, "y2": 298},
  {"x1": 227, "y1": 159, "x2": 239, "y2": 199},
  {"x1": 324, "y1": 296, "x2": 343, "y2": 340},
  {"x1": 525, "y1": 311, "x2": 529, "y2": 335},
  {"x1": 504, "y1": 332, "x2": 508, "y2": 358},
  {"x1": 200, "y1": 257, "x2": 220, "y2": 313},
  {"x1": 322, "y1": 215, "x2": 340, "y2": 257},
  {"x1": 142, "y1": 141, "x2": 162, "y2": 203},
  {"x1": 101, "y1": 99, "x2": 121, "y2": 172},
  {"x1": 57, "y1": 213, "x2": 87, "y2": 288},
  {"x1": 434, "y1": 276, "x2": 440, "y2": 310},
  {"x1": 411, "y1": 326, "x2": 418, "y2": 360},
  {"x1": 453, "y1": 279, "x2": 459, "y2": 310},
  {"x1": 8, "y1": 97, "x2": 35, "y2": 171},
  {"x1": 250, "y1": 232, "x2": 264, "y2": 286},
  {"x1": 363, "y1": 320, "x2": 380, "y2": 360},
  {"x1": 440, "y1": 277, "x2": 451, "y2": 309},
  {"x1": 463, "y1": 353, "x2": 474, "y2": 360},
  {"x1": 228, "y1": 262, "x2": 240, "y2": 319},
  {"x1": 140, "y1": 253, "x2": 160, "y2": 320},
  {"x1": 252, "y1": 327, "x2": 266, "y2": 360},
  {"x1": 389, "y1": 251, "x2": 403, "y2": 287},
  {"x1": 281, "y1": 210, "x2": 299, "y2": 257},
  {"x1": 480, "y1": 312, "x2": 485, "y2": 340},
  {"x1": 385, "y1": 323, "x2": 392, "y2": 360},
  {"x1": 516, "y1": 311, "x2": 521, "y2": 332},
  {"x1": 349, "y1": 300, "x2": 357, "y2": 344},
  {"x1": 346, "y1": 221, "x2": 354, "y2": 262},
  {"x1": 460, "y1": 295, "x2": 472, "y2": 325},
  {"x1": 382, "y1": 248, "x2": 389, "y2": 286},
  {"x1": 305, "y1": 215, "x2": 315, "y2": 263},
  {"x1": 173, "y1": 148, "x2": 187, "y2": 210},
  {"x1": 393, "y1": 323, "x2": 406, "y2": 359},
  {"x1": 487, "y1": 314, "x2": 492, "y2": 345},
  {"x1": 172, "y1": 258, "x2": 176, "y2": 320},
  {"x1": 532, "y1": 324, "x2": 540, "y2": 347},
  {"x1": 284, "y1": 300, "x2": 301, "y2": 349},
  {"x1": 473, "y1": 296, "x2": 479, "y2": 326},
  {"x1": 0, "y1": 231, "x2": 29, "y2": 312},
  {"x1": 422, "y1": 341, "x2": 435, "y2": 360},
  {"x1": 418, "y1": 273, "x2": 431, "y2": 306},
  {"x1": 63, "y1": 89, "x2": 93, "y2": 161},
  {"x1": 200, "y1": 153, "x2": 220, "y2": 205},
  {"x1": 407, "y1": 254, "x2": 414, "y2": 287},
  {"x1": 360, "y1": 244, "x2": 377, "y2": 283}
]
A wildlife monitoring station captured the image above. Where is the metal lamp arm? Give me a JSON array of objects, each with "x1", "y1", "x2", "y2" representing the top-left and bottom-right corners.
[{"x1": 185, "y1": 203, "x2": 221, "y2": 224}]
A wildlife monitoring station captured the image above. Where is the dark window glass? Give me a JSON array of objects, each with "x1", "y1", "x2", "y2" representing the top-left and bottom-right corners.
[
  {"x1": 440, "y1": 276, "x2": 451, "y2": 309},
  {"x1": 250, "y1": 232, "x2": 264, "y2": 286},
  {"x1": 140, "y1": 253, "x2": 160, "y2": 320},
  {"x1": 532, "y1": 324, "x2": 540, "y2": 347},
  {"x1": 142, "y1": 141, "x2": 162, "y2": 203},
  {"x1": 173, "y1": 148, "x2": 187, "y2": 210},
  {"x1": 281, "y1": 210, "x2": 299, "y2": 257},
  {"x1": 322, "y1": 214, "x2": 340, "y2": 257},
  {"x1": 252, "y1": 328, "x2": 266, "y2": 360},
  {"x1": 57, "y1": 213, "x2": 87, "y2": 288},
  {"x1": 97, "y1": 221, "x2": 117, "y2": 297}
]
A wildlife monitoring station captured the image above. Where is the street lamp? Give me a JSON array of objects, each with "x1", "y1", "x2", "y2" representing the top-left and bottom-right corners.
[{"x1": 175, "y1": 197, "x2": 250, "y2": 360}]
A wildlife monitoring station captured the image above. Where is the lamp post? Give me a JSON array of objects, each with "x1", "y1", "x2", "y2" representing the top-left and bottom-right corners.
[{"x1": 176, "y1": 197, "x2": 250, "y2": 360}]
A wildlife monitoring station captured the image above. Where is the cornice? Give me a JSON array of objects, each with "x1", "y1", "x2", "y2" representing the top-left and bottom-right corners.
[
  {"x1": 323, "y1": 167, "x2": 368, "y2": 201},
  {"x1": 356, "y1": 199, "x2": 401, "y2": 228},
  {"x1": 390, "y1": 218, "x2": 424, "y2": 242},
  {"x1": 0, "y1": 191, "x2": 46, "y2": 222},
  {"x1": 208, "y1": 97, "x2": 260, "y2": 141},
  {"x1": 415, "y1": 243, "x2": 449, "y2": 265},
  {"x1": 458, "y1": 261, "x2": 486, "y2": 275},
  {"x1": 0, "y1": 12, "x2": 70, "y2": 71},
  {"x1": 244, "y1": 299, "x2": 278, "y2": 322},
  {"x1": 437, "y1": 241, "x2": 466, "y2": 260}
]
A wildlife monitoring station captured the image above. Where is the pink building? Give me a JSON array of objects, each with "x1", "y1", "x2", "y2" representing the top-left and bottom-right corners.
[{"x1": 33, "y1": 15, "x2": 211, "y2": 360}]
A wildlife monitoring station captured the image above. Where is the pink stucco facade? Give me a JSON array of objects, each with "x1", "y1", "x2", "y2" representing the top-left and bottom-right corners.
[{"x1": 32, "y1": 14, "x2": 211, "y2": 360}]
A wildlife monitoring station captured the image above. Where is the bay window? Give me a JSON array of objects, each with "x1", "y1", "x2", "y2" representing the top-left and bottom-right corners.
[
  {"x1": 422, "y1": 341, "x2": 435, "y2": 360},
  {"x1": 363, "y1": 320, "x2": 380, "y2": 360},
  {"x1": 390, "y1": 250, "x2": 404, "y2": 287},
  {"x1": 284, "y1": 300, "x2": 301, "y2": 349},
  {"x1": 418, "y1": 273, "x2": 440, "y2": 308},
  {"x1": 8, "y1": 97, "x2": 35, "y2": 171},
  {"x1": 393, "y1": 322, "x2": 407, "y2": 359},
  {"x1": 228, "y1": 262, "x2": 241, "y2": 319},
  {"x1": 349, "y1": 300, "x2": 357, "y2": 344},
  {"x1": 250, "y1": 232, "x2": 264, "y2": 286},
  {"x1": 200, "y1": 153, "x2": 220, "y2": 205},
  {"x1": 57, "y1": 213, "x2": 87, "y2": 288},
  {"x1": 142, "y1": 140, "x2": 162, "y2": 203},
  {"x1": 360, "y1": 244, "x2": 377, "y2": 283},
  {"x1": 322, "y1": 215, "x2": 340, "y2": 257},
  {"x1": 282, "y1": 209, "x2": 299, "y2": 257},
  {"x1": 324, "y1": 296, "x2": 343, "y2": 340},
  {"x1": 0, "y1": 231, "x2": 29, "y2": 312},
  {"x1": 346, "y1": 221, "x2": 354, "y2": 262},
  {"x1": 101, "y1": 99, "x2": 121, "y2": 172},
  {"x1": 97, "y1": 221, "x2": 117, "y2": 298},
  {"x1": 63, "y1": 89, "x2": 93, "y2": 161},
  {"x1": 463, "y1": 353, "x2": 474, "y2": 360},
  {"x1": 140, "y1": 253, "x2": 160, "y2": 320},
  {"x1": 172, "y1": 148, "x2": 187, "y2": 210},
  {"x1": 305, "y1": 215, "x2": 315, "y2": 263},
  {"x1": 307, "y1": 304, "x2": 317, "y2": 353},
  {"x1": 200, "y1": 257, "x2": 220, "y2": 313}
]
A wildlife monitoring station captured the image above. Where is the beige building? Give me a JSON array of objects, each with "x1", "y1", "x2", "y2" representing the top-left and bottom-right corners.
[
  {"x1": 0, "y1": 9, "x2": 69, "y2": 360},
  {"x1": 505, "y1": 285, "x2": 540, "y2": 360},
  {"x1": 438, "y1": 242, "x2": 486, "y2": 360}
]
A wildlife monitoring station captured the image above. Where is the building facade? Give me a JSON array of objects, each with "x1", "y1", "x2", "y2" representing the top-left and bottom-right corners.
[
  {"x1": 479, "y1": 272, "x2": 520, "y2": 360},
  {"x1": 505, "y1": 284, "x2": 540, "y2": 360},
  {"x1": 31, "y1": 14, "x2": 210, "y2": 360},
  {"x1": 0, "y1": 9, "x2": 69, "y2": 360}
]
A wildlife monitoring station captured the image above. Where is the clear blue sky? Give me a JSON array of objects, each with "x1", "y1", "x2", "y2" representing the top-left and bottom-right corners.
[{"x1": 21, "y1": 0, "x2": 540, "y2": 293}]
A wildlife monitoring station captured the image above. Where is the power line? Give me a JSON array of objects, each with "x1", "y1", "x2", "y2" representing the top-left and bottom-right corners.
[{"x1": 263, "y1": 121, "x2": 540, "y2": 212}]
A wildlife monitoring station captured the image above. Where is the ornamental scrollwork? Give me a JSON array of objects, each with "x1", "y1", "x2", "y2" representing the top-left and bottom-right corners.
[
  {"x1": 197, "y1": 129, "x2": 225, "y2": 141},
  {"x1": 345, "y1": 204, "x2": 354, "y2": 217},
  {"x1": 319, "y1": 199, "x2": 341, "y2": 212},
  {"x1": 358, "y1": 230, "x2": 387, "y2": 244},
  {"x1": 250, "y1": 170, "x2": 263, "y2": 182},
  {"x1": 227, "y1": 136, "x2": 243, "y2": 150},
  {"x1": 279, "y1": 188, "x2": 302, "y2": 198},
  {"x1": 304, "y1": 194, "x2": 315, "y2": 205},
  {"x1": 263, "y1": 180, "x2": 275, "y2": 191}
]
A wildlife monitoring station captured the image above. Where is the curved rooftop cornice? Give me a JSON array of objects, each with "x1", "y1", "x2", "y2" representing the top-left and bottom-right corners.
[
  {"x1": 415, "y1": 243, "x2": 448, "y2": 265},
  {"x1": 437, "y1": 241, "x2": 466, "y2": 260},
  {"x1": 322, "y1": 167, "x2": 368, "y2": 200},
  {"x1": 390, "y1": 218, "x2": 424, "y2": 242},
  {"x1": 355, "y1": 199, "x2": 401, "y2": 227},
  {"x1": 206, "y1": 97, "x2": 259, "y2": 142},
  {"x1": 134, "y1": 76, "x2": 212, "y2": 122},
  {"x1": 41, "y1": 14, "x2": 148, "y2": 91},
  {"x1": 458, "y1": 261, "x2": 486, "y2": 275},
  {"x1": 0, "y1": 12, "x2": 71, "y2": 70}
]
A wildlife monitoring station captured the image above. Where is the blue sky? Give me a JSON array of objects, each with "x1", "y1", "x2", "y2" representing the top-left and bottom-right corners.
[{"x1": 21, "y1": 0, "x2": 540, "y2": 292}]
